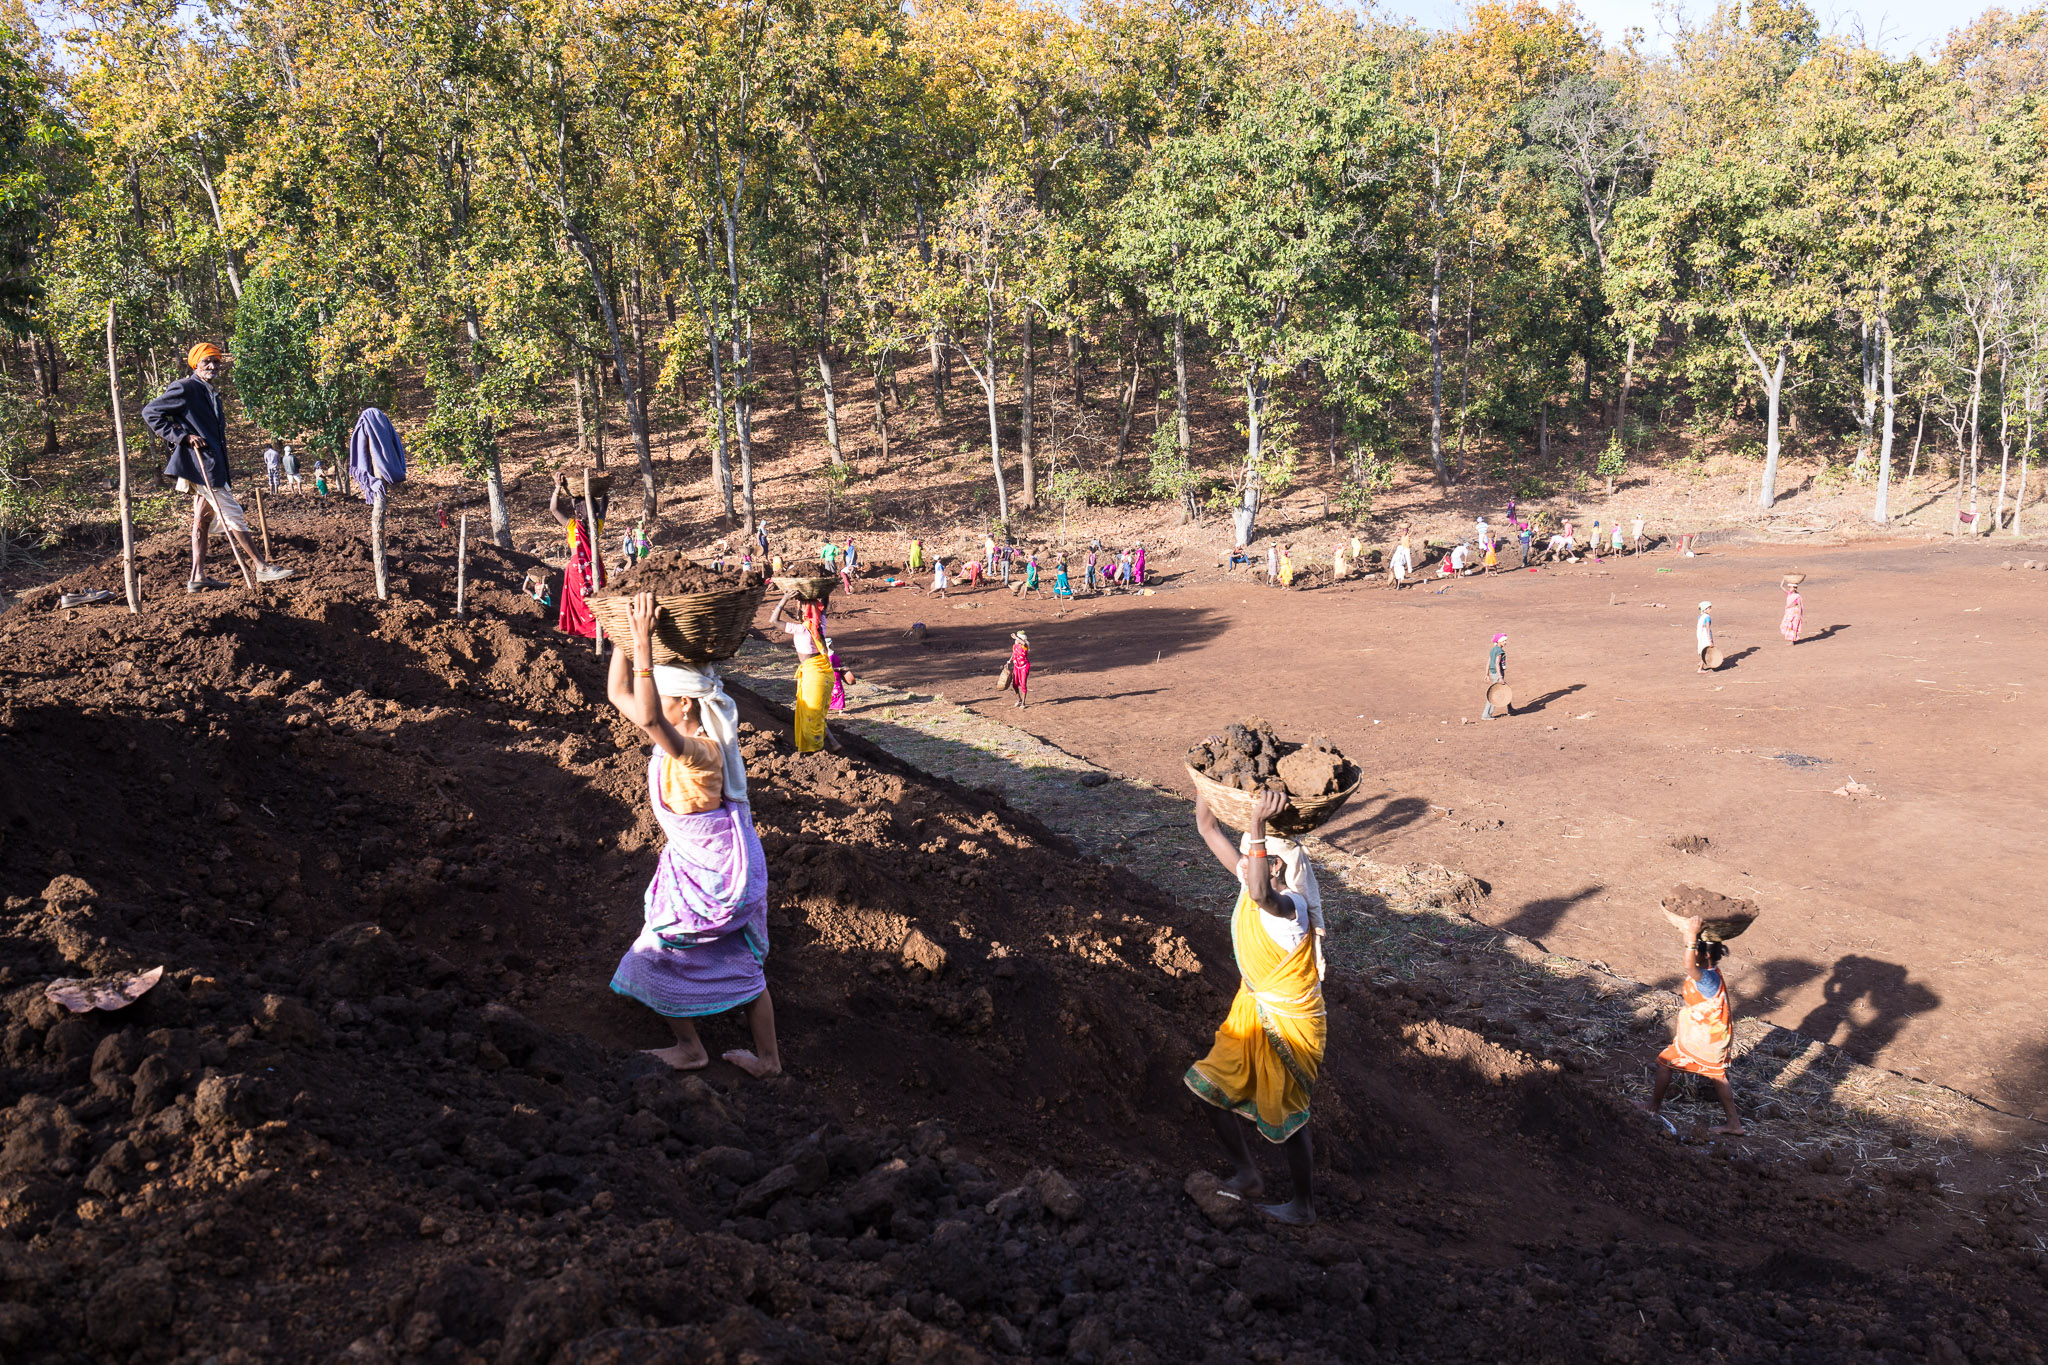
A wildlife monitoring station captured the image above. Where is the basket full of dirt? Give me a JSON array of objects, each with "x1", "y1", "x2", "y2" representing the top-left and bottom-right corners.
[
  {"x1": 772, "y1": 574, "x2": 837, "y2": 603},
  {"x1": 1662, "y1": 884, "x2": 1761, "y2": 943},
  {"x1": 592, "y1": 550, "x2": 766, "y2": 664},
  {"x1": 1186, "y1": 719, "x2": 1359, "y2": 837}
]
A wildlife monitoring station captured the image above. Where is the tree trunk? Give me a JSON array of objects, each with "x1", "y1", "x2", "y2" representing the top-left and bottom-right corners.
[
  {"x1": 1758, "y1": 348, "x2": 1785, "y2": 510},
  {"x1": 1854, "y1": 319, "x2": 1875, "y2": 478},
  {"x1": 788, "y1": 347, "x2": 805, "y2": 411},
  {"x1": 592, "y1": 361, "x2": 606, "y2": 468},
  {"x1": 191, "y1": 151, "x2": 244, "y2": 302},
  {"x1": 2015, "y1": 392, "x2": 2033, "y2": 538},
  {"x1": 29, "y1": 333, "x2": 56, "y2": 456},
  {"x1": 966, "y1": 328, "x2": 1009, "y2": 523},
  {"x1": 871, "y1": 353, "x2": 889, "y2": 467},
  {"x1": 927, "y1": 330, "x2": 946, "y2": 413},
  {"x1": 571, "y1": 364, "x2": 589, "y2": 454},
  {"x1": 1874, "y1": 309, "x2": 1894, "y2": 525},
  {"x1": 1617, "y1": 336, "x2": 1635, "y2": 436},
  {"x1": 1455, "y1": 272, "x2": 1474, "y2": 477},
  {"x1": 705, "y1": 332, "x2": 733, "y2": 520},
  {"x1": 464, "y1": 306, "x2": 512, "y2": 548},
  {"x1": 736, "y1": 315, "x2": 757, "y2": 533},
  {"x1": 1537, "y1": 403, "x2": 1548, "y2": 464},
  {"x1": 1172, "y1": 311, "x2": 1191, "y2": 457},
  {"x1": 1428, "y1": 244, "x2": 1449, "y2": 485},
  {"x1": 1992, "y1": 345, "x2": 2011, "y2": 532},
  {"x1": 1068, "y1": 328, "x2": 1084, "y2": 407},
  {"x1": 818, "y1": 345, "x2": 843, "y2": 466},
  {"x1": 1019, "y1": 311, "x2": 1036, "y2": 509},
  {"x1": 564, "y1": 230, "x2": 656, "y2": 520},
  {"x1": 1905, "y1": 405, "x2": 1925, "y2": 498}
]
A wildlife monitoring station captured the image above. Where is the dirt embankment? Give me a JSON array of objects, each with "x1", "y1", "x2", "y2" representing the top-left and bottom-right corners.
[{"x1": 0, "y1": 495, "x2": 2042, "y2": 1364}]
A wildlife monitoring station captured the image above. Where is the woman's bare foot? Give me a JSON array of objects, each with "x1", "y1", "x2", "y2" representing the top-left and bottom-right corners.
[
  {"x1": 644, "y1": 1041, "x2": 708, "y2": 1071},
  {"x1": 723, "y1": 1049, "x2": 782, "y2": 1078},
  {"x1": 1257, "y1": 1198, "x2": 1316, "y2": 1226},
  {"x1": 1709, "y1": 1121, "x2": 1746, "y2": 1136},
  {"x1": 1220, "y1": 1169, "x2": 1265, "y2": 1199}
]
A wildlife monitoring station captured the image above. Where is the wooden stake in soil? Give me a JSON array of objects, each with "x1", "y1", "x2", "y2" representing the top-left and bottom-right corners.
[
  {"x1": 103, "y1": 301, "x2": 140, "y2": 613},
  {"x1": 252, "y1": 481, "x2": 273, "y2": 561},
  {"x1": 455, "y1": 513, "x2": 468, "y2": 617},
  {"x1": 371, "y1": 487, "x2": 389, "y2": 601},
  {"x1": 583, "y1": 470, "x2": 604, "y2": 656}
]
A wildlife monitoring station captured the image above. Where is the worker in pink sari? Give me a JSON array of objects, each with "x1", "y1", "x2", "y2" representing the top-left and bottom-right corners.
[
  {"x1": 1779, "y1": 581, "x2": 1803, "y2": 644},
  {"x1": 1133, "y1": 543, "x2": 1147, "y2": 586},
  {"x1": 1007, "y1": 631, "x2": 1031, "y2": 708}
]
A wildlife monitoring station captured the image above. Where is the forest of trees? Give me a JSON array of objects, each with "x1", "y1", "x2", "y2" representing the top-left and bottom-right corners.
[{"x1": 4, "y1": 0, "x2": 2048, "y2": 551}]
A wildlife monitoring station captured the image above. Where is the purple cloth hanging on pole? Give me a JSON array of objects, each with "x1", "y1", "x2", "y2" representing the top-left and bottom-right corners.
[{"x1": 348, "y1": 407, "x2": 407, "y2": 505}]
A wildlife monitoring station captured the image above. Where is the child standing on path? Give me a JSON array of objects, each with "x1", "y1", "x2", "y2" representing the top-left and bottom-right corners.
[
  {"x1": 1640, "y1": 909, "x2": 1743, "y2": 1135},
  {"x1": 1696, "y1": 602, "x2": 1714, "y2": 671}
]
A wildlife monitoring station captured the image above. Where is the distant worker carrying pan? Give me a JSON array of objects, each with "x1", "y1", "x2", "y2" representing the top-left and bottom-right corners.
[{"x1": 141, "y1": 343, "x2": 295, "y2": 593}]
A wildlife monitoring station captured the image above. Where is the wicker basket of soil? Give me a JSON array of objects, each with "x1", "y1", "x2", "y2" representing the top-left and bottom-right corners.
[
  {"x1": 1781, "y1": 572, "x2": 1807, "y2": 587},
  {"x1": 590, "y1": 551, "x2": 766, "y2": 665},
  {"x1": 568, "y1": 469, "x2": 611, "y2": 500},
  {"x1": 772, "y1": 575, "x2": 838, "y2": 603},
  {"x1": 1186, "y1": 720, "x2": 1360, "y2": 837},
  {"x1": 1662, "y1": 884, "x2": 1760, "y2": 943}
]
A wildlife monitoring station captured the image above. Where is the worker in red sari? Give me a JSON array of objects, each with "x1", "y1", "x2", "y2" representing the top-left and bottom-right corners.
[
  {"x1": 1638, "y1": 909, "x2": 1743, "y2": 1136},
  {"x1": 548, "y1": 473, "x2": 608, "y2": 639}
]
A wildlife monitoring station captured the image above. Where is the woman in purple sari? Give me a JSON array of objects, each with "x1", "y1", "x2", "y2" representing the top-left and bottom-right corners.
[{"x1": 605, "y1": 593, "x2": 781, "y2": 1077}]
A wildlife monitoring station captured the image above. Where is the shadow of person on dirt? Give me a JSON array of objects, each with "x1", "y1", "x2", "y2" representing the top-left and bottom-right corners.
[
  {"x1": 1720, "y1": 647, "x2": 1761, "y2": 668},
  {"x1": 1515, "y1": 683, "x2": 1587, "y2": 715},
  {"x1": 1738, "y1": 956, "x2": 1827, "y2": 1015},
  {"x1": 1805, "y1": 624, "x2": 1850, "y2": 642},
  {"x1": 1325, "y1": 793, "x2": 1431, "y2": 846},
  {"x1": 1794, "y1": 954, "x2": 1942, "y2": 1072},
  {"x1": 1498, "y1": 884, "x2": 1603, "y2": 950}
]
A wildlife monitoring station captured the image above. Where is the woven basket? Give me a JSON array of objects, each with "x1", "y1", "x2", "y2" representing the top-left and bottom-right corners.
[
  {"x1": 1781, "y1": 572, "x2": 1806, "y2": 586},
  {"x1": 589, "y1": 582, "x2": 766, "y2": 664},
  {"x1": 1487, "y1": 682, "x2": 1513, "y2": 709},
  {"x1": 1185, "y1": 764, "x2": 1360, "y2": 838},
  {"x1": 571, "y1": 470, "x2": 611, "y2": 500},
  {"x1": 773, "y1": 575, "x2": 837, "y2": 603},
  {"x1": 1701, "y1": 644, "x2": 1724, "y2": 669}
]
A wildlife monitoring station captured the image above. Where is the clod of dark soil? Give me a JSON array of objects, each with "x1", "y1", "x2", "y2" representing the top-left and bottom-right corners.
[
  {"x1": 1188, "y1": 720, "x2": 1351, "y2": 799},
  {"x1": 606, "y1": 549, "x2": 761, "y2": 596},
  {"x1": 1670, "y1": 834, "x2": 1711, "y2": 855},
  {"x1": 1663, "y1": 883, "x2": 1761, "y2": 942}
]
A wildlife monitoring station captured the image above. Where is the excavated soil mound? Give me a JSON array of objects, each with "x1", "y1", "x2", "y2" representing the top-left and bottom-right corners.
[
  {"x1": 606, "y1": 550, "x2": 762, "y2": 597},
  {"x1": 0, "y1": 492, "x2": 2043, "y2": 1362}
]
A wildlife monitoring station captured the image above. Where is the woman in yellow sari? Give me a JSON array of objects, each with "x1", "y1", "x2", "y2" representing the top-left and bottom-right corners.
[
  {"x1": 768, "y1": 592, "x2": 837, "y2": 753},
  {"x1": 1185, "y1": 786, "x2": 1325, "y2": 1225}
]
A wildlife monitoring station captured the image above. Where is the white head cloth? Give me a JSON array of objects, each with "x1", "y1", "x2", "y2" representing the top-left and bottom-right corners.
[
  {"x1": 1237, "y1": 829, "x2": 1325, "y2": 931},
  {"x1": 651, "y1": 663, "x2": 748, "y2": 804}
]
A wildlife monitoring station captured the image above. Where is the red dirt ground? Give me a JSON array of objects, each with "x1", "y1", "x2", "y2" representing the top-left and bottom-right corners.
[
  {"x1": 819, "y1": 536, "x2": 2048, "y2": 1120},
  {"x1": 5, "y1": 489, "x2": 2047, "y2": 1363}
]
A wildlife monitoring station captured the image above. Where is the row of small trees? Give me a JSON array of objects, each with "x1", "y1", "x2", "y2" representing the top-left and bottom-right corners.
[{"x1": 9, "y1": 0, "x2": 2048, "y2": 548}]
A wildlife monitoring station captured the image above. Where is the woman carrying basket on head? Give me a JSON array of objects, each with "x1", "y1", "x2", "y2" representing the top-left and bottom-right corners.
[
  {"x1": 605, "y1": 593, "x2": 781, "y2": 1079},
  {"x1": 769, "y1": 592, "x2": 839, "y2": 753},
  {"x1": 1000, "y1": 631, "x2": 1031, "y2": 708},
  {"x1": 548, "y1": 473, "x2": 608, "y2": 639},
  {"x1": 1779, "y1": 579, "x2": 1803, "y2": 645},
  {"x1": 1186, "y1": 785, "x2": 1326, "y2": 1226}
]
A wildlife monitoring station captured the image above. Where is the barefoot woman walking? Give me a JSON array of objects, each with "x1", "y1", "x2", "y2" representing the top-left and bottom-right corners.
[
  {"x1": 605, "y1": 594, "x2": 782, "y2": 1077},
  {"x1": 1185, "y1": 787, "x2": 1326, "y2": 1225}
]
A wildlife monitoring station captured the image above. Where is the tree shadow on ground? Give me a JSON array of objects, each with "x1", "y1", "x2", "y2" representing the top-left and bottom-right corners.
[
  {"x1": 1498, "y1": 884, "x2": 1603, "y2": 950},
  {"x1": 832, "y1": 602, "x2": 1231, "y2": 694},
  {"x1": 1515, "y1": 683, "x2": 1587, "y2": 715}
]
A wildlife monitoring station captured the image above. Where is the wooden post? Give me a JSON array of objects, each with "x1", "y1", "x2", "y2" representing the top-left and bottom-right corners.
[
  {"x1": 252, "y1": 481, "x2": 273, "y2": 561},
  {"x1": 582, "y1": 470, "x2": 603, "y2": 655},
  {"x1": 104, "y1": 301, "x2": 139, "y2": 613},
  {"x1": 371, "y1": 487, "x2": 389, "y2": 600},
  {"x1": 455, "y1": 512, "x2": 468, "y2": 617}
]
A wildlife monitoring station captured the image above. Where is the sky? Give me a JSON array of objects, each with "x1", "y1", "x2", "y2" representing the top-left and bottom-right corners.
[{"x1": 1395, "y1": 0, "x2": 2000, "y2": 54}]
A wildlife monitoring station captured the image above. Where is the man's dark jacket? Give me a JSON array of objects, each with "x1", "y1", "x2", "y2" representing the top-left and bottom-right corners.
[{"x1": 140, "y1": 376, "x2": 232, "y2": 487}]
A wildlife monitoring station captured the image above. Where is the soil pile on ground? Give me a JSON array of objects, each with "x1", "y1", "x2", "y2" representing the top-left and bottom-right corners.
[
  {"x1": 1663, "y1": 885, "x2": 1762, "y2": 943},
  {"x1": 606, "y1": 550, "x2": 761, "y2": 596},
  {"x1": 0, "y1": 490, "x2": 2042, "y2": 1362}
]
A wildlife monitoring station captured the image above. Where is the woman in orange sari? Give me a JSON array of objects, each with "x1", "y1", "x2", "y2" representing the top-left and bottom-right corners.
[
  {"x1": 1185, "y1": 787, "x2": 1326, "y2": 1225},
  {"x1": 1640, "y1": 910, "x2": 1743, "y2": 1135}
]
